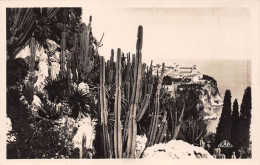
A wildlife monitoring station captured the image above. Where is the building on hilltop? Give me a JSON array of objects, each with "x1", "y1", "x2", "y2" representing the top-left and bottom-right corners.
[{"x1": 152, "y1": 63, "x2": 202, "y2": 81}]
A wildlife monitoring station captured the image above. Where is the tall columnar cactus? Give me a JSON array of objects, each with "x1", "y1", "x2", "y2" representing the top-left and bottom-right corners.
[
  {"x1": 107, "y1": 49, "x2": 114, "y2": 91},
  {"x1": 99, "y1": 56, "x2": 112, "y2": 158},
  {"x1": 60, "y1": 25, "x2": 66, "y2": 76},
  {"x1": 146, "y1": 63, "x2": 165, "y2": 147},
  {"x1": 28, "y1": 37, "x2": 37, "y2": 91},
  {"x1": 183, "y1": 116, "x2": 207, "y2": 144},
  {"x1": 126, "y1": 26, "x2": 144, "y2": 158},
  {"x1": 172, "y1": 100, "x2": 185, "y2": 139},
  {"x1": 155, "y1": 111, "x2": 168, "y2": 144},
  {"x1": 71, "y1": 33, "x2": 79, "y2": 80},
  {"x1": 7, "y1": 8, "x2": 62, "y2": 58},
  {"x1": 81, "y1": 133, "x2": 87, "y2": 158},
  {"x1": 66, "y1": 51, "x2": 72, "y2": 84},
  {"x1": 29, "y1": 37, "x2": 36, "y2": 72},
  {"x1": 113, "y1": 48, "x2": 123, "y2": 158},
  {"x1": 78, "y1": 16, "x2": 92, "y2": 81},
  {"x1": 99, "y1": 26, "x2": 157, "y2": 158}
]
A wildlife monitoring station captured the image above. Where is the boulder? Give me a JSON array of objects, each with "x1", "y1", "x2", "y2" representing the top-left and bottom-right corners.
[{"x1": 142, "y1": 140, "x2": 214, "y2": 159}]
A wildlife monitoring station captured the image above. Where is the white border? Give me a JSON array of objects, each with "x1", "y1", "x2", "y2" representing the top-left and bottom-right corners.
[{"x1": 1, "y1": 0, "x2": 259, "y2": 165}]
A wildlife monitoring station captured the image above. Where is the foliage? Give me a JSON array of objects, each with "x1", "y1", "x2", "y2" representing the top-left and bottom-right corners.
[
  {"x1": 230, "y1": 99, "x2": 240, "y2": 157},
  {"x1": 178, "y1": 115, "x2": 207, "y2": 145},
  {"x1": 176, "y1": 84, "x2": 204, "y2": 120},
  {"x1": 36, "y1": 93, "x2": 67, "y2": 120},
  {"x1": 67, "y1": 86, "x2": 93, "y2": 119},
  {"x1": 238, "y1": 87, "x2": 251, "y2": 158},
  {"x1": 6, "y1": 8, "x2": 98, "y2": 159},
  {"x1": 7, "y1": 8, "x2": 82, "y2": 59},
  {"x1": 7, "y1": 88, "x2": 80, "y2": 158},
  {"x1": 203, "y1": 133, "x2": 216, "y2": 155},
  {"x1": 7, "y1": 58, "x2": 29, "y2": 88},
  {"x1": 202, "y1": 75, "x2": 217, "y2": 86},
  {"x1": 202, "y1": 75, "x2": 219, "y2": 96},
  {"x1": 44, "y1": 74, "x2": 97, "y2": 119},
  {"x1": 44, "y1": 73, "x2": 69, "y2": 103},
  {"x1": 163, "y1": 75, "x2": 172, "y2": 85},
  {"x1": 18, "y1": 117, "x2": 78, "y2": 158},
  {"x1": 22, "y1": 82, "x2": 34, "y2": 104},
  {"x1": 215, "y1": 90, "x2": 232, "y2": 156}
]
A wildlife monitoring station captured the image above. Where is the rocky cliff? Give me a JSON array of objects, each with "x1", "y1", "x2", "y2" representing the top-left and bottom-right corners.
[{"x1": 163, "y1": 73, "x2": 223, "y2": 122}]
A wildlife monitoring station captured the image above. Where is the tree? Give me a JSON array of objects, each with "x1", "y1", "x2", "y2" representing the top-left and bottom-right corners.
[
  {"x1": 230, "y1": 99, "x2": 240, "y2": 157},
  {"x1": 238, "y1": 87, "x2": 251, "y2": 158},
  {"x1": 215, "y1": 90, "x2": 232, "y2": 154},
  {"x1": 163, "y1": 75, "x2": 172, "y2": 85}
]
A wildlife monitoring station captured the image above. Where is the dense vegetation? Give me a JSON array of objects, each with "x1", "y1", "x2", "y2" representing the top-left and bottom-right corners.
[{"x1": 214, "y1": 88, "x2": 252, "y2": 158}]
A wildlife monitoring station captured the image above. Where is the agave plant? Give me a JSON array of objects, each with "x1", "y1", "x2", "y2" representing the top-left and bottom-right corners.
[
  {"x1": 67, "y1": 85, "x2": 94, "y2": 119},
  {"x1": 44, "y1": 73, "x2": 69, "y2": 103},
  {"x1": 35, "y1": 93, "x2": 64, "y2": 120}
]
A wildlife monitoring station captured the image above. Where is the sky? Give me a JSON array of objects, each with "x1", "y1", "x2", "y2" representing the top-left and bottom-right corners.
[
  {"x1": 82, "y1": 6, "x2": 252, "y2": 103},
  {"x1": 82, "y1": 7, "x2": 251, "y2": 66}
]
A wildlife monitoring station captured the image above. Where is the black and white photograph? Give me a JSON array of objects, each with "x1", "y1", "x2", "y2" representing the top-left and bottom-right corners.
[{"x1": 1, "y1": 0, "x2": 260, "y2": 163}]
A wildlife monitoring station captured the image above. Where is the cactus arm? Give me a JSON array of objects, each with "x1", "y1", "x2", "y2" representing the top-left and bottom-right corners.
[{"x1": 136, "y1": 83, "x2": 153, "y2": 121}]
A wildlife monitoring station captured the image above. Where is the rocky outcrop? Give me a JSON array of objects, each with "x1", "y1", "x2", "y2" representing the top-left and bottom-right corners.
[
  {"x1": 34, "y1": 48, "x2": 49, "y2": 92},
  {"x1": 200, "y1": 81, "x2": 223, "y2": 121},
  {"x1": 142, "y1": 140, "x2": 214, "y2": 159},
  {"x1": 72, "y1": 116, "x2": 96, "y2": 150}
]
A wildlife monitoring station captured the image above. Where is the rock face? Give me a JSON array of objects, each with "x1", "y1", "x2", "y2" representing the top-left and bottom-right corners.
[
  {"x1": 72, "y1": 116, "x2": 96, "y2": 157},
  {"x1": 35, "y1": 48, "x2": 49, "y2": 92},
  {"x1": 200, "y1": 81, "x2": 223, "y2": 121},
  {"x1": 142, "y1": 140, "x2": 214, "y2": 159},
  {"x1": 49, "y1": 51, "x2": 60, "y2": 79}
]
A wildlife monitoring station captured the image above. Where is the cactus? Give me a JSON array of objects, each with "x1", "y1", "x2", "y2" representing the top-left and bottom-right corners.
[
  {"x1": 28, "y1": 37, "x2": 37, "y2": 92},
  {"x1": 79, "y1": 20, "x2": 92, "y2": 81},
  {"x1": 125, "y1": 26, "x2": 145, "y2": 158},
  {"x1": 113, "y1": 48, "x2": 123, "y2": 158},
  {"x1": 98, "y1": 26, "x2": 161, "y2": 158},
  {"x1": 60, "y1": 25, "x2": 66, "y2": 76},
  {"x1": 29, "y1": 37, "x2": 36, "y2": 72},
  {"x1": 146, "y1": 63, "x2": 165, "y2": 147},
  {"x1": 180, "y1": 115, "x2": 207, "y2": 144},
  {"x1": 172, "y1": 99, "x2": 185, "y2": 139},
  {"x1": 81, "y1": 133, "x2": 87, "y2": 158},
  {"x1": 99, "y1": 56, "x2": 112, "y2": 158},
  {"x1": 71, "y1": 33, "x2": 78, "y2": 80},
  {"x1": 7, "y1": 9, "x2": 36, "y2": 58},
  {"x1": 66, "y1": 51, "x2": 72, "y2": 79},
  {"x1": 108, "y1": 49, "x2": 114, "y2": 91},
  {"x1": 155, "y1": 111, "x2": 168, "y2": 144}
]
